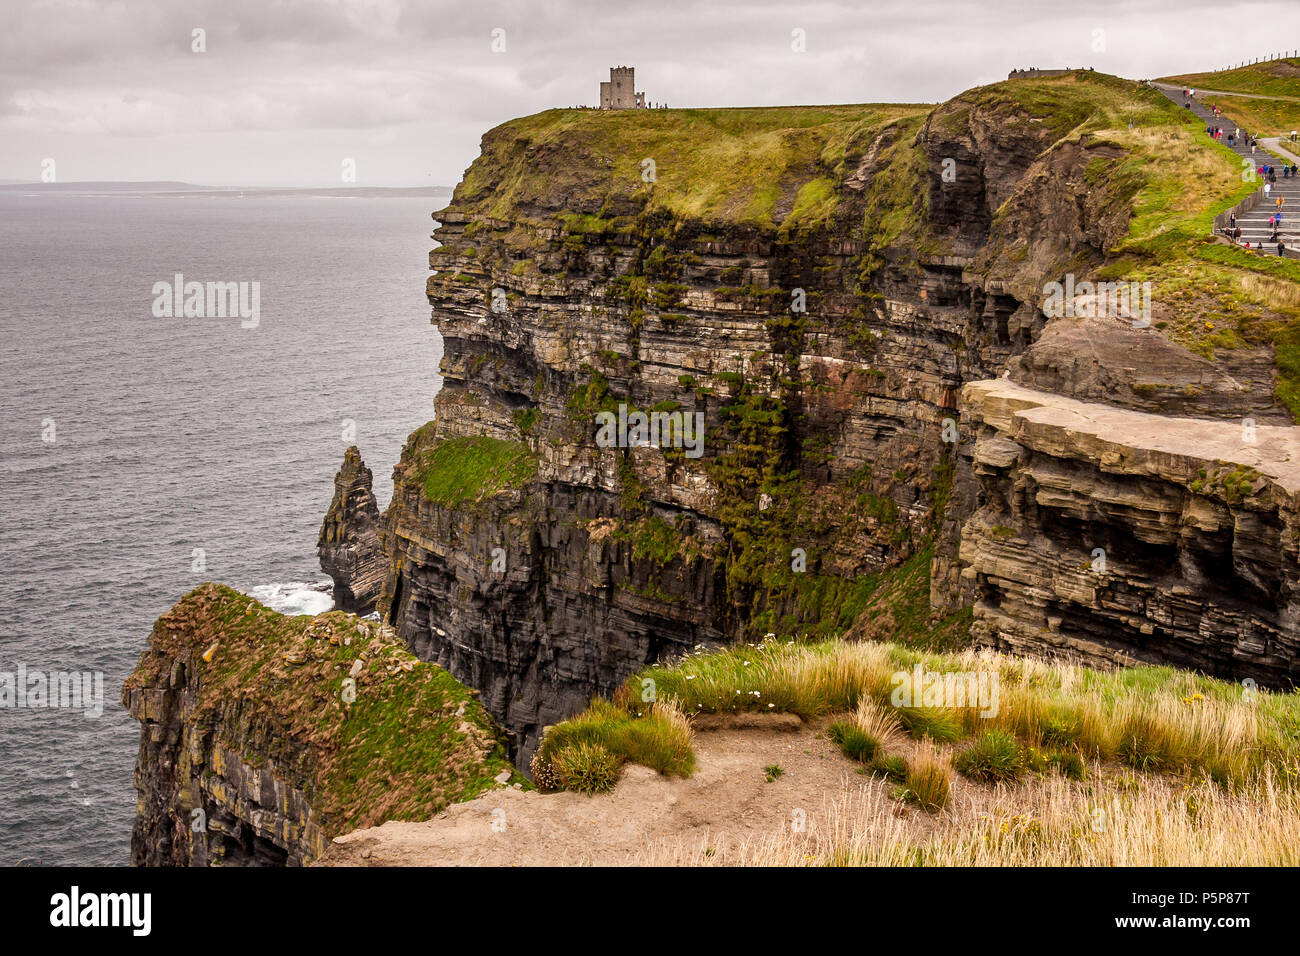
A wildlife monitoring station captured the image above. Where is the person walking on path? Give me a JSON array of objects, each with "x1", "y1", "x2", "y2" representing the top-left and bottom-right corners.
[{"x1": 1265, "y1": 182, "x2": 1273, "y2": 198}]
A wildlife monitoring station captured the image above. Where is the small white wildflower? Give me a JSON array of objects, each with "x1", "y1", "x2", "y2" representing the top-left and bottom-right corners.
[
  {"x1": 768, "y1": 703, "x2": 776, "y2": 709},
  {"x1": 764, "y1": 632, "x2": 775, "y2": 640},
  {"x1": 685, "y1": 674, "x2": 696, "y2": 680},
  {"x1": 743, "y1": 661, "x2": 751, "y2": 667}
]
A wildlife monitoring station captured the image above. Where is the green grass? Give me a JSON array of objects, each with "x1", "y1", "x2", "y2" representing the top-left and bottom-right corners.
[
  {"x1": 542, "y1": 635, "x2": 1300, "y2": 793},
  {"x1": 953, "y1": 729, "x2": 1025, "y2": 782},
  {"x1": 548, "y1": 741, "x2": 623, "y2": 794},
  {"x1": 829, "y1": 720, "x2": 883, "y2": 763},
  {"x1": 531, "y1": 698, "x2": 694, "y2": 793},
  {"x1": 454, "y1": 103, "x2": 930, "y2": 228},
  {"x1": 416, "y1": 435, "x2": 538, "y2": 505}
]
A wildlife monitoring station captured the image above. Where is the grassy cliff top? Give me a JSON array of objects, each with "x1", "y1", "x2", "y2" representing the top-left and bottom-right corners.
[
  {"x1": 125, "y1": 583, "x2": 522, "y2": 836},
  {"x1": 444, "y1": 71, "x2": 1220, "y2": 234},
  {"x1": 536, "y1": 628, "x2": 1300, "y2": 795},
  {"x1": 453, "y1": 102, "x2": 930, "y2": 227},
  {"x1": 436, "y1": 68, "x2": 1300, "y2": 415}
]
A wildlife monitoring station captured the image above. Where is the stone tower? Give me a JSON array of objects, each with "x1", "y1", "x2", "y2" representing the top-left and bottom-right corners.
[{"x1": 599, "y1": 66, "x2": 646, "y2": 109}]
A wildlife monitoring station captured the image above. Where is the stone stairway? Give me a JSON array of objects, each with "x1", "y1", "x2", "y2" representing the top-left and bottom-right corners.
[{"x1": 1155, "y1": 84, "x2": 1300, "y2": 255}]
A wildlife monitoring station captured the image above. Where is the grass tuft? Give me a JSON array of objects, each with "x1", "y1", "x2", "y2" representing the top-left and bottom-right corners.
[{"x1": 954, "y1": 730, "x2": 1025, "y2": 783}]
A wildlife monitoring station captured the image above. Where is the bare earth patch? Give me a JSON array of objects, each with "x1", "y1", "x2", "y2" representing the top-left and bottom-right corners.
[
  {"x1": 322, "y1": 714, "x2": 867, "y2": 865},
  {"x1": 317, "y1": 713, "x2": 1103, "y2": 866}
]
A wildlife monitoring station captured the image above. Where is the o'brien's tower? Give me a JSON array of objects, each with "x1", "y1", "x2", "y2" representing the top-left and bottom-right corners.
[{"x1": 599, "y1": 66, "x2": 646, "y2": 109}]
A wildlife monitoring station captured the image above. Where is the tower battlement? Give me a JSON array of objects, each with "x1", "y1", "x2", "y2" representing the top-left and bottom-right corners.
[{"x1": 598, "y1": 66, "x2": 649, "y2": 109}]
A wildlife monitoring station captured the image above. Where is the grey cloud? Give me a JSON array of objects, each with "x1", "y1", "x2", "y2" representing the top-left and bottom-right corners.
[{"x1": 1, "y1": 0, "x2": 1297, "y2": 185}]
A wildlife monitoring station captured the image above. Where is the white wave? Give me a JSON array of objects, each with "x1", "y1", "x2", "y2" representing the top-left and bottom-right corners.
[{"x1": 246, "y1": 580, "x2": 335, "y2": 616}]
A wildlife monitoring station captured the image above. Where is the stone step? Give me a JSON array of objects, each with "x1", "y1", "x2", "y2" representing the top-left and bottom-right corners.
[{"x1": 1154, "y1": 84, "x2": 1298, "y2": 257}]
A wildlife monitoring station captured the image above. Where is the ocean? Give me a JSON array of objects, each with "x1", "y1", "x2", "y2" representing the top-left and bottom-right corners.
[{"x1": 0, "y1": 191, "x2": 444, "y2": 865}]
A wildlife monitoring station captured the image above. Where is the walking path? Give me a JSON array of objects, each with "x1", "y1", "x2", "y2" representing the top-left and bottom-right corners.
[
  {"x1": 1152, "y1": 81, "x2": 1300, "y2": 104},
  {"x1": 1155, "y1": 85, "x2": 1300, "y2": 255}
]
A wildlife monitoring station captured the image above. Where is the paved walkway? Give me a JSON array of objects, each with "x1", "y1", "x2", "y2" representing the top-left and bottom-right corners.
[{"x1": 1156, "y1": 86, "x2": 1300, "y2": 254}]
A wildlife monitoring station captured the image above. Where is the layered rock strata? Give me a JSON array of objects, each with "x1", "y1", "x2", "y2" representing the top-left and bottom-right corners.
[
  {"x1": 318, "y1": 445, "x2": 385, "y2": 614},
  {"x1": 320, "y1": 77, "x2": 1300, "y2": 769},
  {"x1": 958, "y1": 378, "x2": 1299, "y2": 682}
]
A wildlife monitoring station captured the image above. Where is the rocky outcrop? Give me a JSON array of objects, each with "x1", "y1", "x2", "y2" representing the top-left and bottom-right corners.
[
  {"x1": 957, "y1": 378, "x2": 1300, "y2": 683},
  {"x1": 316, "y1": 75, "x2": 1300, "y2": 770},
  {"x1": 1007, "y1": 314, "x2": 1290, "y2": 423},
  {"x1": 124, "y1": 584, "x2": 518, "y2": 866},
  {"x1": 318, "y1": 446, "x2": 385, "y2": 614}
]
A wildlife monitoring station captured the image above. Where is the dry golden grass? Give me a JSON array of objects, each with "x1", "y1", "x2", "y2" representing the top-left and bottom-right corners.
[
  {"x1": 565, "y1": 637, "x2": 1300, "y2": 794},
  {"x1": 851, "y1": 697, "x2": 903, "y2": 751},
  {"x1": 641, "y1": 768, "x2": 1300, "y2": 866},
  {"x1": 1238, "y1": 272, "x2": 1300, "y2": 312}
]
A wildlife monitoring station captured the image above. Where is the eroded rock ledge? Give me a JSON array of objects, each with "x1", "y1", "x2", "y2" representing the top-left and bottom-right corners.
[{"x1": 959, "y1": 379, "x2": 1300, "y2": 682}]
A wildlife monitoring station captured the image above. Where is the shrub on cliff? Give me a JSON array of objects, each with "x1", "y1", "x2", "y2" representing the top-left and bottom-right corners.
[
  {"x1": 829, "y1": 698, "x2": 902, "y2": 764},
  {"x1": 899, "y1": 742, "x2": 951, "y2": 813},
  {"x1": 954, "y1": 730, "x2": 1026, "y2": 783},
  {"x1": 531, "y1": 698, "x2": 694, "y2": 794}
]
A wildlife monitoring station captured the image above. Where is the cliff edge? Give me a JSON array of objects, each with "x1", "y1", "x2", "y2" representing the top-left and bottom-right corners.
[{"x1": 123, "y1": 584, "x2": 520, "y2": 865}]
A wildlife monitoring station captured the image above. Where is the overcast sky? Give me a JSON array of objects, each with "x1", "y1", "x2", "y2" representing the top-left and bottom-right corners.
[{"x1": 3, "y1": 0, "x2": 1298, "y2": 187}]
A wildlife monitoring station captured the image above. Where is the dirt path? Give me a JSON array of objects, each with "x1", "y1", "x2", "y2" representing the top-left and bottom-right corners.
[
  {"x1": 321, "y1": 713, "x2": 923, "y2": 866},
  {"x1": 1153, "y1": 82, "x2": 1300, "y2": 103}
]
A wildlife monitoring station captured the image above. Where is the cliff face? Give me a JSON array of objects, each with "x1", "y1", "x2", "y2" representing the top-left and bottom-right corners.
[
  {"x1": 124, "y1": 584, "x2": 519, "y2": 866},
  {"x1": 321, "y1": 73, "x2": 1300, "y2": 768}
]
